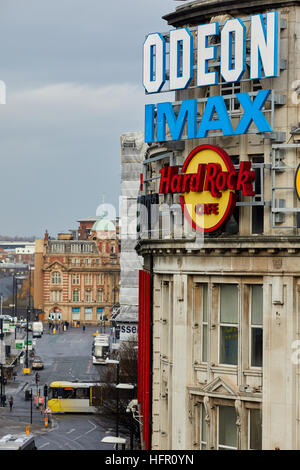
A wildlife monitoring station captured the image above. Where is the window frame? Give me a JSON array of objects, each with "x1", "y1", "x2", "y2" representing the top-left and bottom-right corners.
[
  {"x1": 218, "y1": 284, "x2": 239, "y2": 367},
  {"x1": 72, "y1": 289, "x2": 80, "y2": 302},
  {"x1": 51, "y1": 271, "x2": 61, "y2": 285},
  {"x1": 217, "y1": 405, "x2": 238, "y2": 450},
  {"x1": 249, "y1": 284, "x2": 263, "y2": 369}
]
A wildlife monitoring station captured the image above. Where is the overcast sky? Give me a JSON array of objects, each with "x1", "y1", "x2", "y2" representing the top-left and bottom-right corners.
[{"x1": 0, "y1": 0, "x2": 177, "y2": 238}]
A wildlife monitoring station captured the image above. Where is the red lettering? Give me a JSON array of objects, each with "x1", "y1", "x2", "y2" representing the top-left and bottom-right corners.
[
  {"x1": 195, "y1": 203, "x2": 219, "y2": 215},
  {"x1": 227, "y1": 171, "x2": 236, "y2": 190},
  {"x1": 159, "y1": 166, "x2": 179, "y2": 193},
  {"x1": 159, "y1": 160, "x2": 256, "y2": 198},
  {"x1": 190, "y1": 164, "x2": 206, "y2": 193},
  {"x1": 170, "y1": 173, "x2": 182, "y2": 193},
  {"x1": 215, "y1": 171, "x2": 227, "y2": 191},
  {"x1": 236, "y1": 162, "x2": 256, "y2": 196},
  {"x1": 182, "y1": 173, "x2": 192, "y2": 193},
  {"x1": 204, "y1": 163, "x2": 222, "y2": 197}
]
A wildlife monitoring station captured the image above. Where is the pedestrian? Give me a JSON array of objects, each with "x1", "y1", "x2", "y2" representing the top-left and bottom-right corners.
[
  {"x1": 9, "y1": 395, "x2": 13, "y2": 411},
  {"x1": 83, "y1": 324, "x2": 85, "y2": 332}
]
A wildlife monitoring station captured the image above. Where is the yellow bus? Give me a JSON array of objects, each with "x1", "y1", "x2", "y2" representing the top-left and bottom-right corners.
[{"x1": 47, "y1": 381, "x2": 102, "y2": 413}]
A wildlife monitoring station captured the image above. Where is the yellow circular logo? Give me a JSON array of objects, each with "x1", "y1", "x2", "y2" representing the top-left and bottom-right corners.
[{"x1": 295, "y1": 164, "x2": 300, "y2": 200}]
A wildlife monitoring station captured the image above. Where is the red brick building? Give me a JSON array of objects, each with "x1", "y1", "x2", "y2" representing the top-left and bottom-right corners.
[{"x1": 34, "y1": 218, "x2": 120, "y2": 324}]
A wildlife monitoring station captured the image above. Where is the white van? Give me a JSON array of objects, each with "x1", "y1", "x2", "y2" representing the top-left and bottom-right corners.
[{"x1": 32, "y1": 322, "x2": 43, "y2": 338}]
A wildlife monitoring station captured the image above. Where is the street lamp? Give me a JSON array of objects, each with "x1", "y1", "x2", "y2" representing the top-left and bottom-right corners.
[{"x1": 101, "y1": 436, "x2": 127, "y2": 450}]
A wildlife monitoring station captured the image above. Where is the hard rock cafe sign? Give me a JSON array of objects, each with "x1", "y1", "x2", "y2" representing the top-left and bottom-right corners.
[{"x1": 159, "y1": 145, "x2": 256, "y2": 233}]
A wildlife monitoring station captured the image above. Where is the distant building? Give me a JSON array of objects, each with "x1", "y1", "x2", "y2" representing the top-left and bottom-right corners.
[
  {"x1": 15, "y1": 244, "x2": 35, "y2": 265},
  {"x1": 34, "y1": 217, "x2": 120, "y2": 324}
]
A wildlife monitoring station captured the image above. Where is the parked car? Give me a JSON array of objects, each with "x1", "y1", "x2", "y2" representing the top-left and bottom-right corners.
[{"x1": 32, "y1": 356, "x2": 44, "y2": 370}]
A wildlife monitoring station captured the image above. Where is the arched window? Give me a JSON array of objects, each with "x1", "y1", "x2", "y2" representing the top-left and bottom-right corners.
[{"x1": 51, "y1": 271, "x2": 61, "y2": 285}]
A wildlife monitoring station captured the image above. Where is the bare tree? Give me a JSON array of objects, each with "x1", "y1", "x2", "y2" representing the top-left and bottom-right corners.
[{"x1": 97, "y1": 338, "x2": 139, "y2": 447}]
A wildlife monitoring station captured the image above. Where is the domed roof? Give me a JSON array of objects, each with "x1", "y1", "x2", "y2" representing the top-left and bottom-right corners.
[{"x1": 92, "y1": 219, "x2": 115, "y2": 231}]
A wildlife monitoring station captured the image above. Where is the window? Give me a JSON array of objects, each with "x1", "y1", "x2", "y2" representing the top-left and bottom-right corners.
[
  {"x1": 97, "y1": 289, "x2": 103, "y2": 302},
  {"x1": 51, "y1": 272, "x2": 61, "y2": 285},
  {"x1": 83, "y1": 244, "x2": 93, "y2": 253},
  {"x1": 71, "y1": 244, "x2": 81, "y2": 253},
  {"x1": 76, "y1": 388, "x2": 89, "y2": 399},
  {"x1": 72, "y1": 258, "x2": 80, "y2": 265},
  {"x1": 248, "y1": 409, "x2": 262, "y2": 450},
  {"x1": 219, "y1": 285, "x2": 238, "y2": 366},
  {"x1": 218, "y1": 406, "x2": 237, "y2": 450},
  {"x1": 97, "y1": 273, "x2": 104, "y2": 285},
  {"x1": 85, "y1": 273, "x2": 92, "y2": 285},
  {"x1": 72, "y1": 307, "x2": 80, "y2": 320},
  {"x1": 250, "y1": 285, "x2": 263, "y2": 368},
  {"x1": 97, "y1": 308, "x2": 104, "y2": 320},
  {"x1": 72, "y1": 273, "x2": 80, "y2": 285},
  {"x1": 85, "y1": 290, "x2": 92, "y2": 302},
  {"x1": 84, "y1": 258, "x2": 91, "y2": 265},
  {"x1": 220, "y1": 79, "x2": 241, "y2": 112},
  {"x1": 51, "y1": 243, "x2": 65, "y2": 253},
  {"x1": 85, "y1": 307, "x2": 92, "y2": 320},
  {"x1": 202, "y1": 285, "x2": 208, "y2": 363},
  {"x1": 50, "y1": 290, "x2": 62, "y2": 302},
  {"x1": 62, "y1": 388, "x2": 75, "y2": 399},
  {"x1": 72, "y1": 289, "x2": 80, "y2": 302}
]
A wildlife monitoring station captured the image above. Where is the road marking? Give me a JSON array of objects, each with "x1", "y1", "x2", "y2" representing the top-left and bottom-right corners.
[
  {"x1": 86, "y1": 359, "x2": 92, "y2": 374},
  {"x1": 73, "y1": 421, "x2": 98, "y2": 440},
  {"x1": 39, "y1": 442, "x2": 50, "y2": 449},
  {"x1": 66, "y1": 428, "x2": 75, "y2": 434}
]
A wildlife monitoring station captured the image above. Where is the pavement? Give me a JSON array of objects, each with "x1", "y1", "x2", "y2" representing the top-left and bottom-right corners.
[{"x1": 0, "y1": 341, "x2": 52, "y2": 437}]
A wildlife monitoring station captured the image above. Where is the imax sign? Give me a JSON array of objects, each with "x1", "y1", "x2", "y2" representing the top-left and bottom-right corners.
[{"x1": 143, "y1": 11, "x2": 281, "y2": 143}]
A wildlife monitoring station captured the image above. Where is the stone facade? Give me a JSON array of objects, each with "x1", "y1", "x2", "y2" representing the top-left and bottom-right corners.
[{"x1": 137, "y1": 0, "x2": 300, "y2": 451}]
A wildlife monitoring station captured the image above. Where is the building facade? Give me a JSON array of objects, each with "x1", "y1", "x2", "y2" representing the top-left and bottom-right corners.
[
  {"x1": 34, "y1": 218, "x2": 120, "y2": 324},
  {"x1": 115, "y1": 132, "x2": 146, "y2": 342},
  {"x1": 137, "y1": 0, "x2": 300, "y2": 451}
]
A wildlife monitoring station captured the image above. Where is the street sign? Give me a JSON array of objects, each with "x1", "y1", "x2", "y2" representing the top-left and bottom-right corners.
[{"x1": 23, "y1": 368, "x2": 30, "y2": 375}]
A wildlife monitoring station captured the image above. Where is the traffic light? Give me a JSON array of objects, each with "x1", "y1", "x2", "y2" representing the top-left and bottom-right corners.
[
  {"x1": 44, "y1": 385, "x2": 48, "y2": 397},
  {"x1": 35, "y1": 372, "x2": 40, "y2": 384}
]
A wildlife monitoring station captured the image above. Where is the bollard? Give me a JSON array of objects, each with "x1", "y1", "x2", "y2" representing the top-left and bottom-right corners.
[{"x1": 44, "y1": 416, "x2": 48, "y2": 428}]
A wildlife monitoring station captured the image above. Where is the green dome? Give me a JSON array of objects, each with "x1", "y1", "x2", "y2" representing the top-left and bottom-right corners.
[{"x1": 92, "y1": 219, "x2": 115, "y2": 231}]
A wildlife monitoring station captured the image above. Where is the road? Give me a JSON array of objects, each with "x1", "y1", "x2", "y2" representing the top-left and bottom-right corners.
[{"x1": 0, "y1": 325, "x2": 126, "y2": 450}]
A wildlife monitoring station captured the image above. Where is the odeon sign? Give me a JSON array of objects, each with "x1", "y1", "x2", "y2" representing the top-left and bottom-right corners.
[
  {"x1": 143, "y1": 11, "x2": 280, "y2": 142},
  {"x1": 159, "y1": 145, "x2": 256, "y2": 233}
]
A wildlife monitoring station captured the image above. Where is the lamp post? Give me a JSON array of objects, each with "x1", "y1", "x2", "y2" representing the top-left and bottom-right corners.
[
  {"x1": 116, "y1": 383, "x2": 135, "y2": 450},
  {"x1": 25, "y1": 266, "x2": 31, "y2": 369},
  {"x1": 0, "y1": 316, "x2": 4, "y2": 407},
  {"x1": 106, "y1": 359, "x2": 120, "y2": 445}
]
